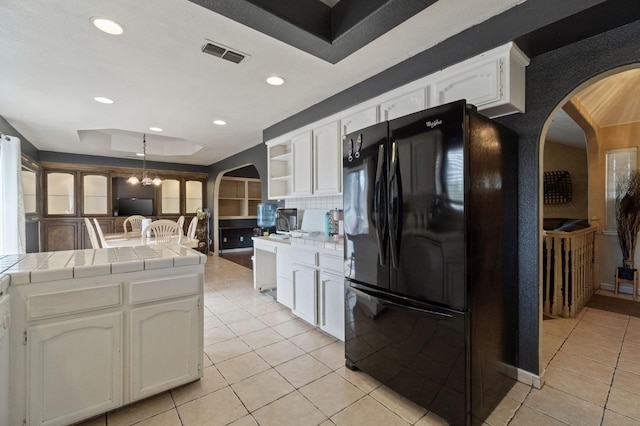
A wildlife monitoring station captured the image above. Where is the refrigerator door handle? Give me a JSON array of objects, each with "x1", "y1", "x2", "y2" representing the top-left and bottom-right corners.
[
  {"x1": 388, "y1": 141, "x2": 402, "y2": 268},
  {"x1": 349, "y1": 285, "x2": 453, "y2": 318},
  {"x1": 374, "y1": 144, "x2": 387, "y2": 266}
]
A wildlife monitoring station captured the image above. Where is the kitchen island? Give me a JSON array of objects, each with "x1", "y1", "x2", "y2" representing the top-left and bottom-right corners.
[{"x1": 2, "y1": 244, "x2": 206, "y2": 426}]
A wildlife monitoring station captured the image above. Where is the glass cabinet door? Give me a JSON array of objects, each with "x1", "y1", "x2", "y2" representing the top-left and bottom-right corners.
[
  {"x1": 83, "y1": 174, "x2": 109, "y2": 215},
  {"x1": 46, "y1": 172, "x2": 76, "y2": 215},
  {"x1": 161, "y1": 179, "x2": 180, "y2": 214},
  {"x1": 22, "y1": 167, "x2": 38, "y2": 215},
  {"x1": 185, "y1": 180, "x2": 203, "y2": 214}
]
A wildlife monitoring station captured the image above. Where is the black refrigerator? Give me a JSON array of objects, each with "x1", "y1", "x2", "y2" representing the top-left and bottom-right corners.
[{"x1": 343, "y1": 100, "x2": 518, "y2": 426}]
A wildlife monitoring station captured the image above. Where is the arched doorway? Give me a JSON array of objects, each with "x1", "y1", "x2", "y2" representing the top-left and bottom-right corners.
[
  {"x1": 494, "y1": 21, "x2": 640, "y2": 382},
  {"x1": 213, "y1": 163, "x2": 261, "y2": 257},
  {"x1": 537, "y1": 66, "x2": 640, "y2": 377}
]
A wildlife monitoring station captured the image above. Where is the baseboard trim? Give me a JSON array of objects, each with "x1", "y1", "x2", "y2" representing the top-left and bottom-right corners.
[
  {"x1": 600, "y1": 282, "x2": 637, "y2": 295},
  {"x1": 218, "y1": 247, "x2": 254, "y2": 255},
  {"x1": 516, "y1": 368, "x2": 544, "y2": 389}
]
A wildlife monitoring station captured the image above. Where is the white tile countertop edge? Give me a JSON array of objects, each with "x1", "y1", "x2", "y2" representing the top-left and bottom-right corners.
[
  {"x1": 252, "y1": 235, "x2": 344, "y2": 253},
  {"x1": 0, "y1": 243, "x2": 207, "y2": 285}
]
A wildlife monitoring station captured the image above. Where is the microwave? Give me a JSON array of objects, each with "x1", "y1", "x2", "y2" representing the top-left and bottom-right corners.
[{"x1": 276, "y1": 208, "x2": 298, "y2": 232}]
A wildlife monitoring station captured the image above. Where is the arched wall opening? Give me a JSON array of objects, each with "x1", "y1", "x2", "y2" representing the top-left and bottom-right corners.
[
  {"x1": 495, "y1": 20, "x2": 640, "y2": 380},
  {"x1": 212, "y1": 163, "x2": 261, "y2": 254}
]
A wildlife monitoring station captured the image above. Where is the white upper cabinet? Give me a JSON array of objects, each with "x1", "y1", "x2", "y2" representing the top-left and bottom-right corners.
[
  {"x1": 430, "y1": 43, "x2": 528, "y2": 117},
  {"x1": 313, "y1": 121, "x2": 341, "y2": 196},
  {"x1": 433, "y1": 60, "x2": 501, "y2": 108},
  {"x1": 380, "y1": 88, "x2": 427, "y2": 121},
  {"x1": 266, "y1": 42, "x2": 529, "y2": 199},
  {"x1": 341, "y1": 106, "x2": 378, "y2": 137},
  {"x1": 292, "y1": 131, "x2": 313, "y2": 196}
]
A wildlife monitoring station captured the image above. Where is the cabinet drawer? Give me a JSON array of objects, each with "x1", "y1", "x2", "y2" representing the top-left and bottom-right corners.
[
  {"x1": 27, "y1": 283, "x2": 122, "y2": 320},
  {"x1": 130, "y1": 274, "x2": 200, "y2": 304},
  {"x1": 319, "y1": 254, "x2": 343, "y2": 275},
  {"x1": 253, "y1": 238, "x2": 278, "y2": 253},
  {"x1": 292, "y1": 249, "x2": 318, "y2": 267}
]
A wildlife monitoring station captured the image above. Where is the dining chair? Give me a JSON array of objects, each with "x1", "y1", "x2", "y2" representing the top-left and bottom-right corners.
[
  {"x1": 93, "y1": 218, "x2": 129, "y2": 248},
  {"x1": 176, "y1": 215, "x2": 185, "y2": 234},
  {"x1": 141, "y1": 219, "x2": 181, "y2": 244},
  {"x1": 187, "y1": 216, "x2": 198, "y2": 239},
  {"x1": 93, "y1": 218, "x2": 109, "y2": 248},
  {"x1": 84, "y1": 218, "x2": 100, "y2": 248},
  {"x1": 123, "y1": 215, "x2": 146, "y2": 236},
  {"x1": 177, "y1": 216, "x2": 200, "y2": 249}
]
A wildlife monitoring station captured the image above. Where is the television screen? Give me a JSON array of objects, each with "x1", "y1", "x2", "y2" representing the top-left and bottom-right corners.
[{"x1": 117, "y1": 198, "x2": 153, "y2": 216}]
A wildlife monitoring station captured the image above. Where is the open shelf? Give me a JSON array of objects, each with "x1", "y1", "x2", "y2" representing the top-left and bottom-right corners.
[{"x1": 219, "y1": 177, "x2": 262, "y2": 218}]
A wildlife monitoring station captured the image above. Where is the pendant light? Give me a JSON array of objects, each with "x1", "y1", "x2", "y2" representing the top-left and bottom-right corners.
[{"x1": 127, "y1": 134, "x2": 162, "y2": 186}]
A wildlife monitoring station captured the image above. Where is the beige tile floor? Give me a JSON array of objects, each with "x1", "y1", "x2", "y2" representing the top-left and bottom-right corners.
[{"x1": 77, "y1": 258, "x2": 640, "y2": 425}]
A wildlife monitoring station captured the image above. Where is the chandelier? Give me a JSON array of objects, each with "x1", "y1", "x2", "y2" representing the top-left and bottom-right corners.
[{"x1": 127, "y1": 134, "x2": 162, "y2": 186}]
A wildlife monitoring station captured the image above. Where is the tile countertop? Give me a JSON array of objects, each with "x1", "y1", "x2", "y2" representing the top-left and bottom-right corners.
[
  {"x1": 0, "y1": 243, "x2": 207, "y2": 285},
  {"x1": 254, "y1": 234, "x2": 344, "y2": 252}
]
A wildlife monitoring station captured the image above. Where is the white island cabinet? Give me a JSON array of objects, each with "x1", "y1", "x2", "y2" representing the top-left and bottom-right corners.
[{"x1": 3, "y1": 244, "x2": 206, "y2": 426}]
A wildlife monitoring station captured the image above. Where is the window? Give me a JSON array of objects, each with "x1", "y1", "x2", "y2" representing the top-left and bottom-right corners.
[
  {"x1": 185, "y1": 180, "x2": 203, "y2": 214},
  {"x1": 46, "y1": 172, "x2": 75, "y2": 215},
  {"x1": 605, "y1": 148, "x2": 637, "y2": 232},
  {"x1": 83, "y1": 174, "x2": 108, "y2": 215},
  {"x1": 21, "y1": 157, "x2": 39, "y2": 217},
  {"x1": 161, "y1": 179, "x2": 180, "y2": 214}
]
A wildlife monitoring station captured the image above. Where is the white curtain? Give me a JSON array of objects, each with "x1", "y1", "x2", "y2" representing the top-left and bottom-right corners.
[{"x1": 0, "y1": 135, "x2": 26, "y2": 254}]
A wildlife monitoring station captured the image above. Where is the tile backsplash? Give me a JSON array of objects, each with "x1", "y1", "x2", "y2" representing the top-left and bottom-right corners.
[{"x1": 285, "y1": 195, "x2": 343, "y2": 211}]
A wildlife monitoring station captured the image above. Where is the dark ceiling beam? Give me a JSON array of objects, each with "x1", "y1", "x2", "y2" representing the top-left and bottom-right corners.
[
  {"x1": 188, "y1": 0, "x2": 438, "y2": 63},
  {"x1": 244, "y1": 0, "x2": 332, "y2": 41},
  {"x1": 514, "y1": 0, "x2": 640, "y2": 58}
]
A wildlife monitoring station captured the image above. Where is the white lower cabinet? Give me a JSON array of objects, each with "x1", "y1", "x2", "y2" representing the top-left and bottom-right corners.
[
  {"x1": 10, "y1": 263, "x2": 205, "y2": 426},
  {"x1": 319, "y1": 271, "x2": 345, "y2": 341},
  {"x1": 130, "y1": 297, "x2": 201, "y2": 401},
  {"x1": 288, "y1": 247, "x2": 346, "y2": 341},
  {"x1": 292, "y1": 266, "x2": 318, "y2": 325},
  {"x1": 28, "y1": 312, "x2": 123, "y2": 426}
]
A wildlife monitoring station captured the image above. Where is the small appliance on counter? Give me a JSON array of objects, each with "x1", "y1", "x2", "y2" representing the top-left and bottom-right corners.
[
  {"x1": 329, "y1": 208, "x2": 343, "y2": 237},
  {"x1": 256, "y1": 203, "x2": 277, "y2": 236},
  {"x1": 299, "y1": 209, "x2": 329, "y2": 235},
  {"x1": 276, "y1": 208, "x2": 298, "y2": 233}
]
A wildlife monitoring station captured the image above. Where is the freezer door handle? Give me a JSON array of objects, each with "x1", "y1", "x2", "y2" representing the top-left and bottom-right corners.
[
  {"x1": 349, "y1": 285, "x2": 453, "y2": 319},
  {"x1": 374, "y1": 144, "x2": 387, "y2": 266},
  {"x1": 388, "y1": 141, "x2": 402, "y2": 269}
]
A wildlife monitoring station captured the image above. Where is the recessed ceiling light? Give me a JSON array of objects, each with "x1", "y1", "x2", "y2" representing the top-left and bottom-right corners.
[
  {"x1": 149, "y1": 127, "x2": 163, "y2": 132},
  {"x1": 135, "y1": 152, "x2": 144, "y2": 157},
  {"x1": 94, "y1": 96, "x2": 114, "y2": 104},
  {"x1": 213, "y1": 120, "x2": 227, "y2": 126},
  {"x1": 266, "y1": 76, "x2": 285, "y2": 86},
  {"x1": 92, "y1": 17, "x2": 124, "y2": 35}
]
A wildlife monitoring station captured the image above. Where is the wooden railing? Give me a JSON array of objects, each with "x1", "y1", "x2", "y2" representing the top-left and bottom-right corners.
[{"x1": 543, "y1": 225, "x2": 597, "y2": 318}]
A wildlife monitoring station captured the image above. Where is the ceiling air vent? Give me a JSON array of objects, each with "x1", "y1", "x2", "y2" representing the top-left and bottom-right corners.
[{"x1": 202, "y1": 42, "x2": 246, "y2": 64}]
